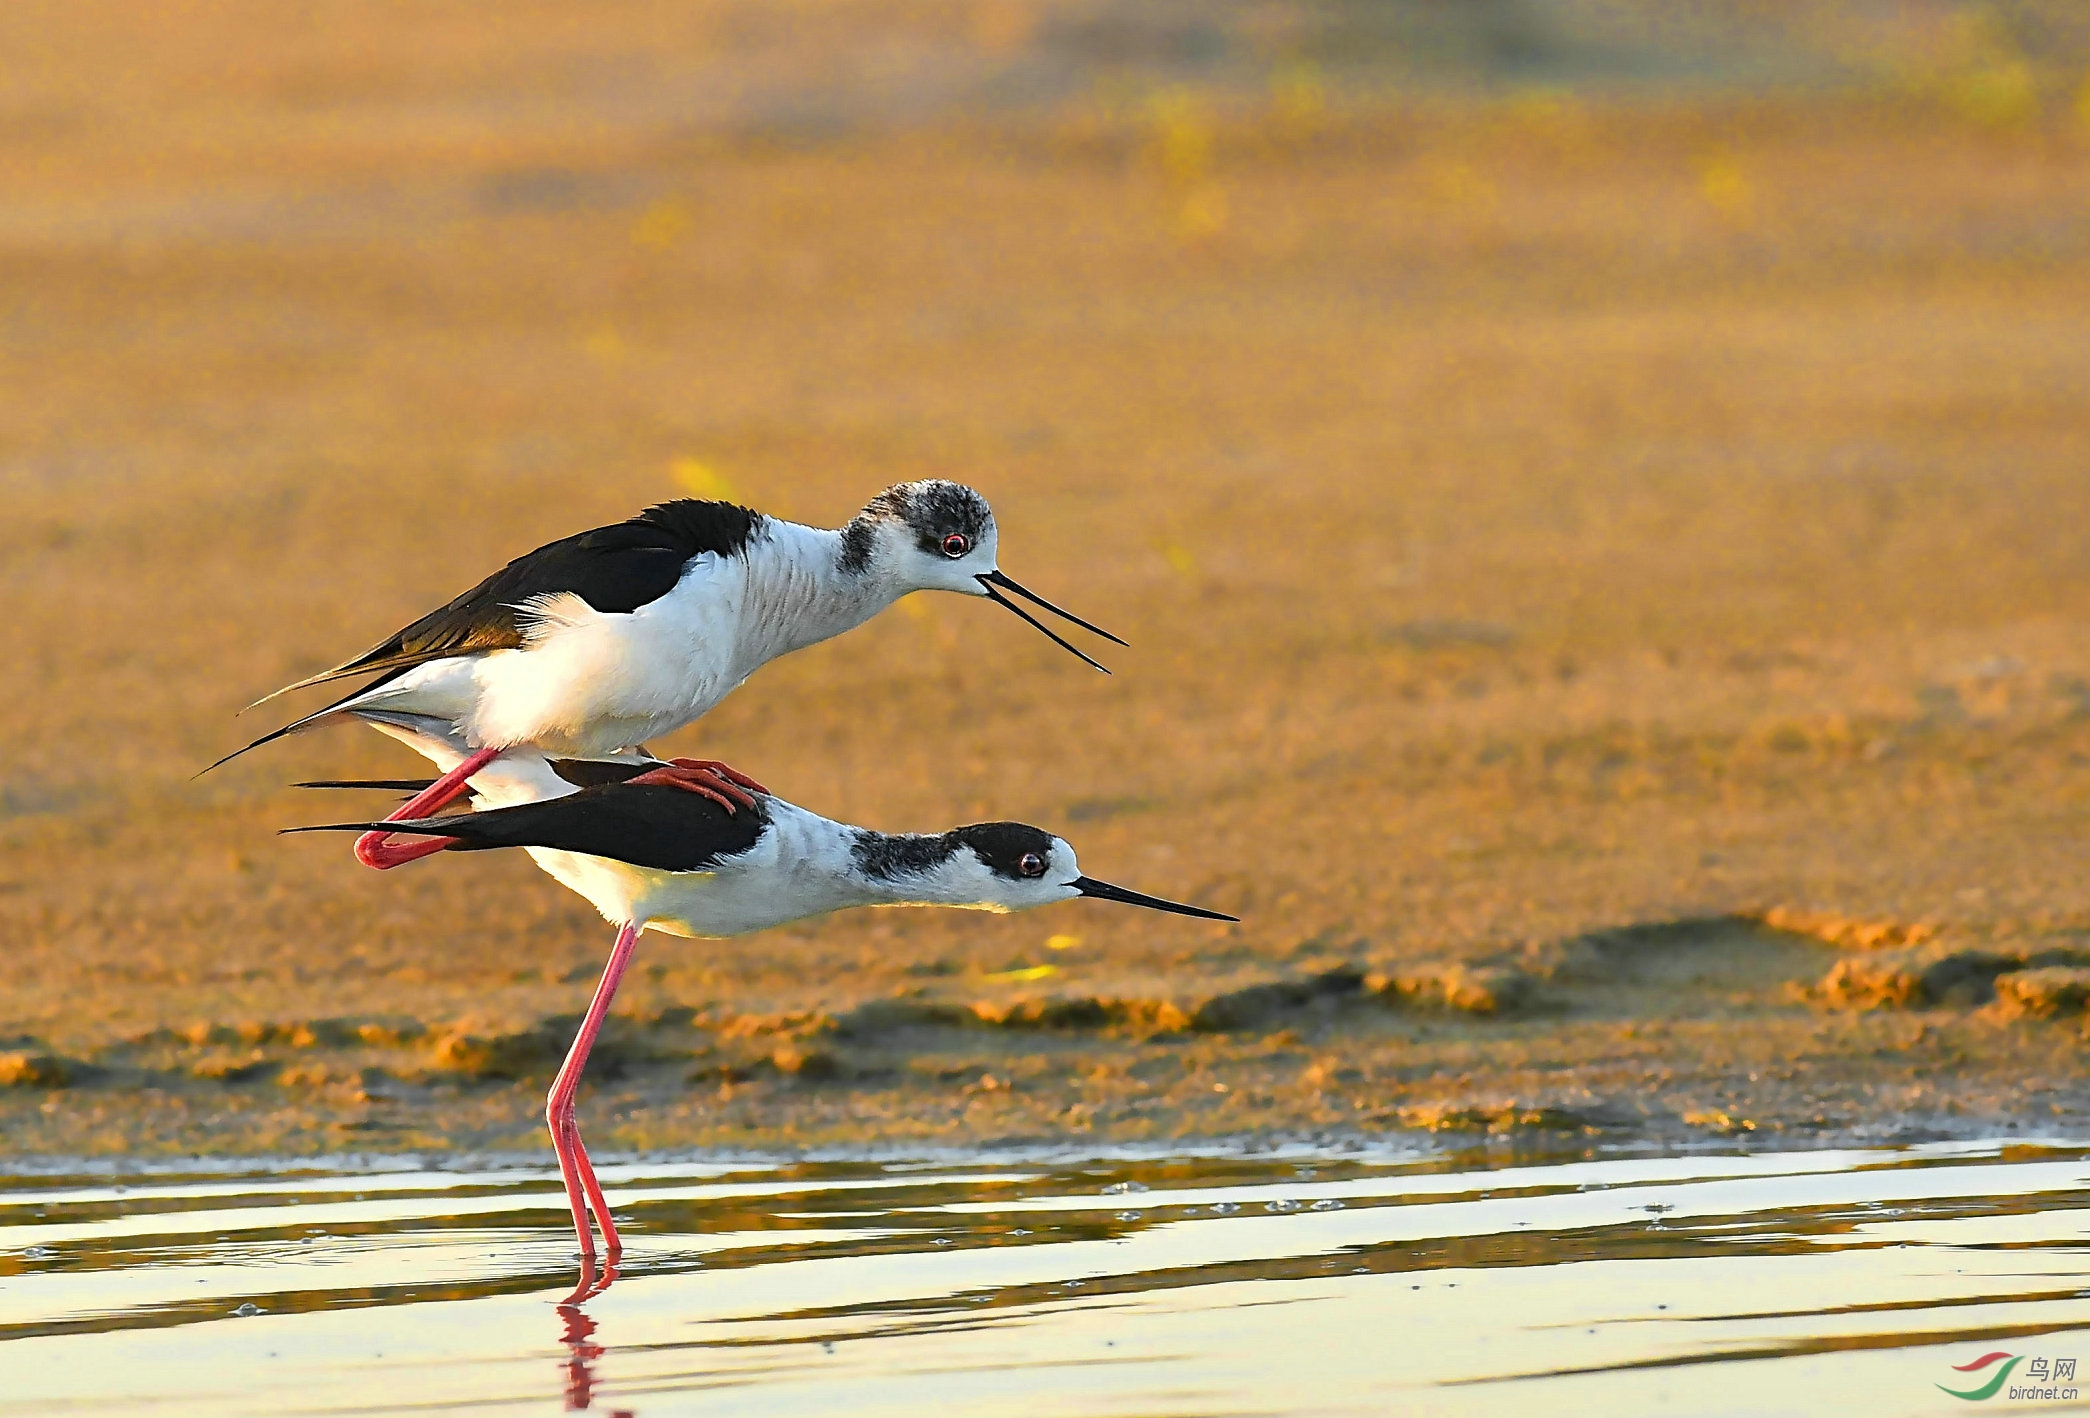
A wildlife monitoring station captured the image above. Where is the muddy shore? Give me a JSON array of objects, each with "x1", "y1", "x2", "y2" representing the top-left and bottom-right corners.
[{"x1": 6, "y1": 5, "x2": 2090, "y2": 1156}]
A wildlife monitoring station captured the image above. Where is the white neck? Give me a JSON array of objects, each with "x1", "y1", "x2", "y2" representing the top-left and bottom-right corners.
[{"x1": 731, "y1": 521, "x2": 903, "y2": 673}]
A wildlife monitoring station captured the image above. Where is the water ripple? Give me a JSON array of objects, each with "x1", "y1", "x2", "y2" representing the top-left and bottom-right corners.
[{"x1": 2, "y1": 1141, "x2": 2088, "y2": 1415}]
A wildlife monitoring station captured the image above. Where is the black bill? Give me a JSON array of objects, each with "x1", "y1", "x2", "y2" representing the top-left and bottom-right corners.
[
  {"x1": 978, "y1": 570, "x2": 1128, "y2": 646},
  {"x1": 1072, "y1": 875, "x2": 1238, "y2": 921},
  {"x1": 976, "y1": 571, "x2": 1124, "y2": 673}
]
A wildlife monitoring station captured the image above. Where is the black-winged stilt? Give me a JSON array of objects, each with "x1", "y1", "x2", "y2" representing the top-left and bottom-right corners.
[
  {"x1": 291, "y1": 751, "x2": 1231, "y2": 1264},
  {"x1": 213, "y1": 481, "x2": 1122, "y2": 869}
]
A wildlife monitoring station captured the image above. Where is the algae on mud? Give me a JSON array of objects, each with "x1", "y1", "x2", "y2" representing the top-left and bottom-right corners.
[{"x1": 5, "y1": 3, "x2": 2090, "y2": 1156}]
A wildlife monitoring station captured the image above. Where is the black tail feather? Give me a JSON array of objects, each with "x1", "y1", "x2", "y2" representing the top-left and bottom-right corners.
[
  {"x1": 294, "y1": 779, "x2": 440, "y2": 792},
  {"x1": 198, "y1": 720, "x2": 311, "y2": 778},
  {"x1": 202, "y1": 668, "x2": 415, "y2": 778},
  {"x1": 281, "y1": 817, "x2": 483, "y2": 845}
]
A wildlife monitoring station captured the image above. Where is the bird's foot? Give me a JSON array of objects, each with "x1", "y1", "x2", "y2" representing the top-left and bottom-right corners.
[
  {"x1": 627, "y1": 760, "x2": 767, "y2": 813},
  {"x1": 352, "y1": 746, "x2": 501, "y2": 871},
  {"x1": 353, "y1": 830, "x2": 459, "y2": 870},
  {"x1": 667, "y1": 759, "x2": 770, "y2": 796}
]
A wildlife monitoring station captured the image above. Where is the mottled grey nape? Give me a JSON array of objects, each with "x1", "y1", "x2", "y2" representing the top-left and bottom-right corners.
[
  {"x1": 850, "y1": 830, "x2": 959, "y2": 880},
  {"x1": 838, "y1": 481, "x2": 993, "y2": 573}
]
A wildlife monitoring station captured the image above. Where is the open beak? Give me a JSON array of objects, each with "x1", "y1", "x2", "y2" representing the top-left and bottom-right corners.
[
  {"x1": 976, "y1": 570, "x2": 1126, "y2": 674},
  {"x1": 1073, "y1": 875, "x2": 1237, "y2": 921}
]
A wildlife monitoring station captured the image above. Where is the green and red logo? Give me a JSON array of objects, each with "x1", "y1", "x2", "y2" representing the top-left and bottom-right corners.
[{"x1": 1938, "y1": 1352, "x2": 2021, "y2": 1401}]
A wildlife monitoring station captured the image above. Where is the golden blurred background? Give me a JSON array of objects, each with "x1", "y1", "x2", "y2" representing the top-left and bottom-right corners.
[{"x1": 6, "y1": 1, "x2": 2090, "y2": 1152}]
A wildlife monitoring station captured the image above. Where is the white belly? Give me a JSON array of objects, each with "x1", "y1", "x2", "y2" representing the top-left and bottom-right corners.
[
  {"x1": 523, "y1": 847, "x2": 667, "y2": 928},
  {"x1": 557, "y1": 804, "x2": 880, "y2": 938},
  {"x1": 520, "y1": 850, "x2": 857, "y2": 939},
  {"x1": 346, "y1": 555, "x2": 750, "y2": 754}
]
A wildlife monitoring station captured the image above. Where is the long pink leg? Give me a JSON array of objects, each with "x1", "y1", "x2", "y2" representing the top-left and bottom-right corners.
[
  {"x1": 547, "y1": 921, "x2": 640, "y2": 1262},
  {"x1": 354, "y1": 746, "x2": 503, "y2": 870},
  {"x1": 569, "y1": 1118, "x2": 618, "y2": 1247}
]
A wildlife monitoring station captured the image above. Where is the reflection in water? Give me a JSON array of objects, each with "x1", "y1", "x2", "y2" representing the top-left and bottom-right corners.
[
  {"x1": 558, "y1": 1257, "x2": 620, "y2": 1413},
  {"x1": 3, "y1": 1142, "x2": 2090, "y2": 1415}
]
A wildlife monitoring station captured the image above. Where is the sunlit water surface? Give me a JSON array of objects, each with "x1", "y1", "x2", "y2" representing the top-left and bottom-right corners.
[{"x1": 4, "y1": 1140, "x2": 2090, "y2": 1415}]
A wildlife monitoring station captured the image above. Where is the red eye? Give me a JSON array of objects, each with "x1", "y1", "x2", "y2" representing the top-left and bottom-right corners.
[
  {"x1": 942, "y1": 533, "x2": 970, "y2": 558},
  {"x1": 1018, "y1": 852, "x2": 1045, "y2": 878}
]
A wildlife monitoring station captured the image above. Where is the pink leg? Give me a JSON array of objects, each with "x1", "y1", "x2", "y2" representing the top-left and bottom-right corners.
[
  {"x1": 354, "y1": 746, "x2": 502, "y2": 870},
  {"x1": 570, "y1": 1121, "x2": 618, "y2": 1247},
  {"x1": 547, "y1": 921, "x2": 640, "y2": 1262}
]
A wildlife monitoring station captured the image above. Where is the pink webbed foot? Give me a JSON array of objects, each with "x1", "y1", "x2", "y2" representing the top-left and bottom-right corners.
[{"x1": 626, "y1": 759, "x2": 770, "y2": 814}]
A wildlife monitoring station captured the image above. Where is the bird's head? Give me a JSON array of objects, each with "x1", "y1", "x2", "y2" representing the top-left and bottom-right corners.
[
  {"x1": 840, "y1": 480, "x2": 1125, "y2": 670},
  {"x1": 842, "y1": 479, "x2": 999, "y2": 592},
  {"x1": 923, "y1": 822, "x2": 1237, "y2": 921}
]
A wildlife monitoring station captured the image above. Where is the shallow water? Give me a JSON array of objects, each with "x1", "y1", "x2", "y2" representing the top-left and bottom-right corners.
[{"x1": 4, "y1": 1140, "x2": 2090, "y2": 1415}]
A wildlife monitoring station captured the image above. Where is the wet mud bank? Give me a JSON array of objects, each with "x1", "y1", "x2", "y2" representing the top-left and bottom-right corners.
[{"x1": 9, "y1": 909, "x2": 2090, "y2": 1156}]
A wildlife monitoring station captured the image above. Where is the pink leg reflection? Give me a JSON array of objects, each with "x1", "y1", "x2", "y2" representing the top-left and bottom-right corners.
[
  {"x1": 559, "y1": 1298, "x2": 604, "y2": 1410},
  {"x1": 556, "y1": 1258, "x2": 624, "y2": 1412}
]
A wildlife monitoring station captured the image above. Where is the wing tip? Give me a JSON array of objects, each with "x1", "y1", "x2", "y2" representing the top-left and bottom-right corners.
[
  {"x1": 195, "y1": 728, "x2": 291, "y2": 779},
  {"x1": 198, "y1": 692, "x2": 366, "y2": 778}
]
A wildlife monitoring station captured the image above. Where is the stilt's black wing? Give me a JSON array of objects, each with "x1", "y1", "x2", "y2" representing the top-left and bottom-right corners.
[
  {"x1": 203, "y1": 672, "x2": 419, "y2": 773},
  {"x1": 285, "y1": 781, "x2": 768, "y2": 873},
  {"x1": 547, "y1": 758, "x2": 660, "y2": 790},
  {"x1": 260, "y1": 500, "x2": 764, "y2": 700}
]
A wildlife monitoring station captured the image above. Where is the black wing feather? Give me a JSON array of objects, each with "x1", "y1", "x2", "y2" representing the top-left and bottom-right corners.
[
  {"x1": 547, "y1": 758, "x2": 661, "y2": 790},
  {"x1": 284, "y1": 781, "x2": 768, "y2": 873},
  {"x1": 296, "y1": 778, "x2": 441, "y2": 792},
  {"x1": 202, "y1": 668, "x2": 418, "y2": 774},
  {"x1": 267, "y1": 500, "x2": 762, "y2": 697}
]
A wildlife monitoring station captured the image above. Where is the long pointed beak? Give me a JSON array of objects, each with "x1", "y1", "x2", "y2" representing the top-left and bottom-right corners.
[
  {"x1": 979, "y1": 570, "x2": 1127, "y2": 644},
  {"x1": 1072, "y1": 875, "x2": 1238, "y2": 921},
  {"x1": 976, "y1": 571, "x2": 1127, "y2": 671},
  {"x1": 979, "y1": 581, "x2": 1110, "y2": 673}
]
